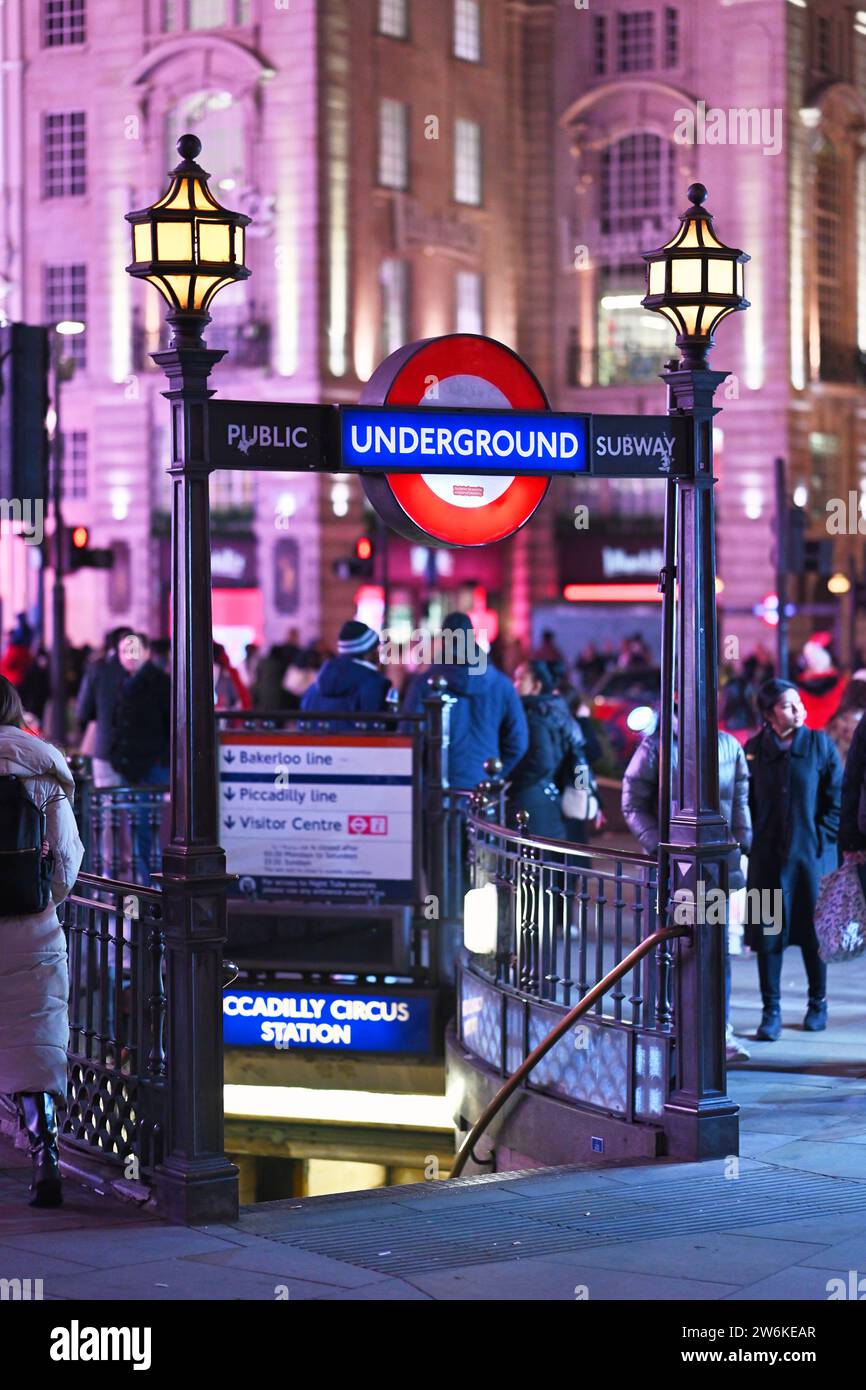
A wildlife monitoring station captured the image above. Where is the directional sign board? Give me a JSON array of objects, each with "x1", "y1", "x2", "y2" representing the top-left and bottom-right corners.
[
  {"x1": 590, "y1": 415, "x2": 692, "y2": 477},
  {"x1": 219, "y1": 730, "x2": 415, "y2": 904},
  {"x1": 208, "y1": 400, "x2": 337, "y2": 471}
]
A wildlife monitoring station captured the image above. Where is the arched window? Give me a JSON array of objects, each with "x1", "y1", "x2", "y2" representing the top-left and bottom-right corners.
[{"x1": 600, "y1": 133, "x2": 675, "y2": 238}]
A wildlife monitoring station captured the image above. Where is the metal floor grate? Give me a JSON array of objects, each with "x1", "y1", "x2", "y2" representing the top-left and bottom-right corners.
[{"x1": 260, "y1": 1168, "x2": 866, "y2": 1275}]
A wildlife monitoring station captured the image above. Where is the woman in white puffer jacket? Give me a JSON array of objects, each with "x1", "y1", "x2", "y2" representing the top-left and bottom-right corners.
[{"x1": 0, "y1": 675, "x2": 84, "y2": 1206}]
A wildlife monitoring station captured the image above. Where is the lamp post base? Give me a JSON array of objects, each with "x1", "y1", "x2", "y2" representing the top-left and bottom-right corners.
[
  {"x1": 153, "y1": 1157, "x2": 240, "y2": 1226},
  {"x1": 663, "y1": 1100, "x2": 739, "y2": 1161}
]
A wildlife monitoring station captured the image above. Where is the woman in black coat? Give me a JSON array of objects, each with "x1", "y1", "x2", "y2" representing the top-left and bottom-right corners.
[
  {"x1": 508, "y1": 661, "x2": 585, "y2": 840},
  {"x1": 744, "y1": 679, "x2": 842, "y2": 1040}
]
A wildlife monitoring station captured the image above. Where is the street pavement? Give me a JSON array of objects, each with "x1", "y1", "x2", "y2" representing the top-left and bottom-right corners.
[{"x1": 1, "y1": 950, "x2": 865, "y2": 1301}]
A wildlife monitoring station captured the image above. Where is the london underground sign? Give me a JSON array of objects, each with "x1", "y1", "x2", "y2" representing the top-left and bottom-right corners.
[
  {"x1": 204, "y1": 335, "x2": 694, "y2": 547},
  {"x1": 359, "y1": 334, "x2": 556, "y2": 547}
]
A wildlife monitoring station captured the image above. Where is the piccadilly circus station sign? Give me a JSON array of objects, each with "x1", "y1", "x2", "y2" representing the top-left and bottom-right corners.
[{"x1": 205, "y1": 333, "x2": 693, "y2": 548}]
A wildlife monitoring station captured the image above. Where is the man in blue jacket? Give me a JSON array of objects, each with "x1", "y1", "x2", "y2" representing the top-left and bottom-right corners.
[
  {"x1": 301, "y1": 620, "x2": 393, "y2": 717},
  {"x1": 402, "y1": 612, "x2": 528, "y2": 789}
]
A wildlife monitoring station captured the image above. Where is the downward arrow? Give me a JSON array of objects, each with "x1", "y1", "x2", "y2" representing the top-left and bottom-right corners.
[
  {"x1": 224, "y1": 816, "x2": 236, "y2": 830},
  {"x1": 224, "y1": 750, "x2": 236, "y2": 764},
  {"x1": 224, "y1": 788, "x2": 236, "y2": 801}
]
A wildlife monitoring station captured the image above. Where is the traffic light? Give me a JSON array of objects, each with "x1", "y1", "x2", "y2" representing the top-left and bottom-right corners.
[
  {"x1": 785, "y1": 508, "x2": 832, "y2": 576},
  {"x1": 64, "y1": 524, "x2": 114, "y2": 571},
  {"x1": 333, "y1": 534, "x2": 375, "y2": 580},
  {"x1": 0, "y1": 323, "x2": 49, "y2": 506}
]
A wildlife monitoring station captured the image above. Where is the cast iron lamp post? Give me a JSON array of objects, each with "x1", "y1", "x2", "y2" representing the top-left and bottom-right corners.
[
  {"x1": 125, "y1": 134, "x2": 249, "y2": 1221},
  {"x1": 642, "y1": 185, "x2": 750, "y2": 1158}
]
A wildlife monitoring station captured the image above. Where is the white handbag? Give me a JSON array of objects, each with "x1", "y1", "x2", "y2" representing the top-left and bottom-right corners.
[{"x1": 561, "y1": 766, "x2": 599, "y2": 822}]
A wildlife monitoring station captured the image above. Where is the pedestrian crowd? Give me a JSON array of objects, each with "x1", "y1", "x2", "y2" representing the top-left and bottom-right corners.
[{"x1": 4, "y1": 603, "x2": 866, "y2": 1210}]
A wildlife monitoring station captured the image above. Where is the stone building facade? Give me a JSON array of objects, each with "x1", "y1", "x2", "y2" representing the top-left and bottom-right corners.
[{"x1": 0, "y1": 0, "x2": 556, "y2": 658}]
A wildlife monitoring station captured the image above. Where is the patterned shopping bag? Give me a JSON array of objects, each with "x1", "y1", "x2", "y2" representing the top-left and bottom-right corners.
[{"x1": 815, "y1": 861, "x2": 866, "y2": 964}]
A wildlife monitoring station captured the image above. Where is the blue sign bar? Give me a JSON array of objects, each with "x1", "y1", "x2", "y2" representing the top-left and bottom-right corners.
[
  {"x1": 341, "y1": 406, "x2": 590, "y2": 476},
  {"x1": 223, "y1": 988, "x2": 432, "y2": 1053}
]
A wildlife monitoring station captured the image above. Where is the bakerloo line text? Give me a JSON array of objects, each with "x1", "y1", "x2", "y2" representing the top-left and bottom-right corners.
[{"x1": 224, "y1": 994, "x2": 412, "y2": 1046}]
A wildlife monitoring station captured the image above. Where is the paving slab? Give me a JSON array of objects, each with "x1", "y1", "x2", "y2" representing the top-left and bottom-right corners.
[
  {"x1": 43, "y1": 1256, "x2": 294, "y2": 1302},
  {"x1": 0, "y1": 1222, "x2": 239, "y2": 1267},
  {"x1": 403, "y1": 1257, "x2": 738, "y2": 1302},
  {"x1": 543, "y1": 1231, "x2": 821, "y2": 1284}
]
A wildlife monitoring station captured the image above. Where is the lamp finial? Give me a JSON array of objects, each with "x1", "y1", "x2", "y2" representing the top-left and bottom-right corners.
[
  {"x1": 176, "y1": 133, "x2": 202, "y2": 162},
  {"x1": 687, "y1": 182, "x2": 708, "y2": 207}
]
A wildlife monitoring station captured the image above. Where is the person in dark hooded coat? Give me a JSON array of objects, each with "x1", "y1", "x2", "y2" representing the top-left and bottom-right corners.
[
  {"x1": 744, "y1": 678, "x2": 842, "y2": 1040},
  {"x1": 507, "y1": 660, "x2": 588, "y2": 839},
  {"x1": 301, "y1": 621, "x2": 393, "y2": 719},
  {"x1": 400, "y1": 613, "x2": 528, "y2": 789}
]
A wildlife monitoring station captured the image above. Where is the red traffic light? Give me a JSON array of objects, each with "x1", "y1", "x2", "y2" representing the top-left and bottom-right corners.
[
  {"x1": 71, "y1": 525, "x2": 89, "y2": 549},
  {"x1": 356, "y1": 536, "x2": 373, "y2": 562}
]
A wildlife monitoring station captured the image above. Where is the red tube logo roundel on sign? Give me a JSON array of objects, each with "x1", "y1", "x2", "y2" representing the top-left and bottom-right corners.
[{"x1": 360, "y1": 335, "x2": 551, "y2": 548}]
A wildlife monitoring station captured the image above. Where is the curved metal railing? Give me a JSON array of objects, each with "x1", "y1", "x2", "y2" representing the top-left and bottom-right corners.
[{"x1": 450, "y1": 922, "x2": 685, "y2": 1177}]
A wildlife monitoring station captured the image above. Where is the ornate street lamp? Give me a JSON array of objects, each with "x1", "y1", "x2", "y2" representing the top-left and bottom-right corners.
[
  {"x1": 643, "y1": 184, "x2": 750, "y2": 1161},
  {"x1": 641, "y1": 183, "x2": 749, "y2": 369},
  {"x1": 126, "y1": 133, "x2": 249, "y2": 347},
  {"x1": 124, "y1": 135, "x2": 249, "y2": 1223}
]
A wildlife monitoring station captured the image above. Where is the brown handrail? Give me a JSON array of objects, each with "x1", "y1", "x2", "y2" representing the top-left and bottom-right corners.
[{"x1": 450, "y1": 924, "x2": 685, "y2": 1178}]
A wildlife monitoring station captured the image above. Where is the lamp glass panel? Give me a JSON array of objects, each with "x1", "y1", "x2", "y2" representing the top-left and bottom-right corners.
[
  {"x1": 156, "y1": 221, "x2": 194, "y2": 262},
  {"x1": 192, "y1": 179, "x2": 219, "y2": 211},
  {"x1": 706, "y1": 304, "x2": 735, "y2": 334},
  {"x1": 649, "y1": 261, "x2": 666, "y2": 295},
  {"x1": 677, "y1": 220, "x2": 703, "y2": 250},
  {"x1": 707, "y1": 258, "x2": 734, "y2": 294},
  {"x1": 701, "y1": 223, "x2": 724, "y2": 249},
  {"x1": 198, "y1": 221, "x2": 231, "y2": 263},
  {"x1": 233, "y1": 225, "x2": 245, "y2": 266},
  {"x1": 671, "y1": 258, "x2": 703, "y2": 294},
  {"x1": 192, "y1": 274, "x2": 223, "y2": 310},
  {"x1": 679, "y1": 303, "x2": 701, "y2": 335},
  {"x1": 737, "y1": 263, "x2": 744, "y2": 296},
  {"x1": 146, "y1": 275, "x2": 174, "y2": 305},
  {"x1": 657, "y1": 305, "x2": 682, "y2": 332},
  {"x1": 133, "y1": 223, "x2": 151, "y2": 263},
  {"x1": 155, "y1": 179, "x2": 192, "y2": 212},
  {"x1": 164, "y1": 273, "x2": 193, "y2": 309}
]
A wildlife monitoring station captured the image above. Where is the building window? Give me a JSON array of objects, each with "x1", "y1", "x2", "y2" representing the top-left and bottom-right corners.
[
  {"x1": 42, "y1": 112, "x2": 86, "y2": 197},
  {"x1": 380, "y1": 259, "x2": 409, "y2": 356},
  {"x1": 456, "y1": 270, "x2": 483, "y2": 334},
  {"x1": 600, "y1": 133, "x2": 675, "y2": 237},
  {"x1": 162, "y1": 0, "x2": 249, "y2": 27},
  {"x1": 616, "y1": 10, "x2": 655, "y2": 72},
  {"x1": 43, "y1": 0, "x2": 86, "y2": 47},
  {"x1": 378, "y1": 98, "x2": 409, "y2": 189},
  {"x1": 597, "y1": 263, "x2": 669, "y2": 387},
  {"x1": 44, "y1": 265, "x2": 87, "y2": 368},
  {"x1": 453, "y1": 0, "x2": 481, "y2": 62},
  {"x1": 454, "y1": 118, "x2": 482, "y2": 206},
  {"x1": 593, "y1": 16, "x2": 607, "y2": 75},
  {"x1": 663, "y1": 7, "x2": 679, "y2": 68},
  {"x1": 62, "y1": 431, "x2": 88, "y2": 500},
  {"x1": 815, "y1": 14, "x2": 833, "y2": 75},
  {"x1": 378, "y1": 0, "x2": 408, "y2": 39}
]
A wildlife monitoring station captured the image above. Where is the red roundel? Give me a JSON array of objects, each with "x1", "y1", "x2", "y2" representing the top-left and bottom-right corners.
[{"x1": 360, "y1": 335, "x2": 551, "y2": 548}]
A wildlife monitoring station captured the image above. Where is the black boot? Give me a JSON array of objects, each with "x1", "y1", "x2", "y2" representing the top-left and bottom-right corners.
[
  {"x1": 18, "y1": 1093, "x2": 62, "y2": 1208},
  {"x1": 804, "y1": 998, "x2": 828, "y2": 1032},
  {"x1": 755, "y1": 1006, "x2": 782, "y2": 1041}
]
